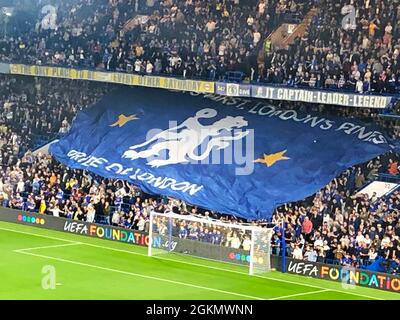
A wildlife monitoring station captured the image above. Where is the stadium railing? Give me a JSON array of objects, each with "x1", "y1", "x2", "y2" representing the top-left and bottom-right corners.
[
  {"x1": 2, "y1": 60, "x2": 400, "y2": 101},
  {"x1": 378, "y1": 173, "x2": 400, "y2": 183}
]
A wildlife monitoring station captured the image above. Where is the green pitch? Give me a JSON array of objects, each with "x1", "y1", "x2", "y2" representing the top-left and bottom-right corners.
[{"x1": 0, "y1": 220, "x2": 399, "y2": 300}]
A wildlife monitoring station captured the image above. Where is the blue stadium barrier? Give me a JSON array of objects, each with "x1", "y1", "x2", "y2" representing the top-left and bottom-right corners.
[
  {"x1": 378, "y1": 173, "x2": 400, "y2": 183},
  {"x1": 224, "y1": 71, "x2": 245, "y2": 83}
]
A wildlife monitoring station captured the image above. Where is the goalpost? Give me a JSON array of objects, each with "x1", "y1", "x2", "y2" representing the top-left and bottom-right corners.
[{"x1": 148, "y1": 211, "x2": 273, "y2": 275}]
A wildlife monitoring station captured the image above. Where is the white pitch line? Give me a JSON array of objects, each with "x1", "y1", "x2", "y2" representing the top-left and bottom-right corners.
[
  {"x1": 0, "y1": 227, "x2": 78, "y2": 243},
  {"x1": 14, "y1": 242, "x2": 83, "y2": 252},
  {"x1": 15, "y1": 250, "x2": 265, "y2": 300},
  {"x1": 75, "y1": 242, "x2": 384, "y2": 300},
  {"x1": 0, "y1": 225, "x2": 384, "y2": 300},
  {"x1": 269, "y1": 289, "x2": 331, "y2": 300},
  {"x1": 258, "y1": 276, "x2": 384, "y2": 301}
]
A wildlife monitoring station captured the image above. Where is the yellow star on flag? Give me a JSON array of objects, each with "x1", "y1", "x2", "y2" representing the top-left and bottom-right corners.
[
  {"x1": 254, "y1": 150, "x2": 290, "y2": 167},
  {"x1": 110, "y1": 114, "x2": 139, "y2": 127}
]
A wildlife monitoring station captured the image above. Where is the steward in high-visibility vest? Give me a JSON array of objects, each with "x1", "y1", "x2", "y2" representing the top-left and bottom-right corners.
[{"x1": 264, "y1": 39, "x2": 272, "y2": 54}]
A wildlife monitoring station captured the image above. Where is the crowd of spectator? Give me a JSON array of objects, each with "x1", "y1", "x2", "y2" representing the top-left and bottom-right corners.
[
  {"x1": 153, "y1": 214, "x2": 254, "y2": 250},
  {"x1": 0, "y1": 74, "x2": 112, "y2": 161},
  {"x1": 1, "y1": 141, "x2": 399, "y2": 274},
  {"x1": 1, "y1": 0, "x2": 309, "y2": 82},
  {"x1": 2, "y1": 0, "x2": 400, "y2": 94},
  {"x1": 261, "y1": 0, "x2": 400, "y2": 93},
  {"x1": 271, "y1": 154, "x2": 400, "y2": 275},
  {"x1": 0, "y1": 74, "x2": 399, "y2": 275}
]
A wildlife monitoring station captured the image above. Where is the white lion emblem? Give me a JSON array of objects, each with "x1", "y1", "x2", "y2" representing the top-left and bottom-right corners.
[{"x1": 122, "y1": 108, "x2": 249, "y2": 167}]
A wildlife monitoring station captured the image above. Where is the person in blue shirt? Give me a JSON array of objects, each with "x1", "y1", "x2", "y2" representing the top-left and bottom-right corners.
[
  {"x1": 124, "y1": 217, "x2": 133, "y2": 229},
  {"x1": 210, "y1": 229, "x2": 218, "y2": 244},
  {"x1": 188, "y1": 223, "x2": 199, "y2": 240},
  {"x1": 271, "y1": 234, "x2": 281, "y2": 256},
  {"x1": 12, "y1": 193, "x2": 24, "y2": 210},
  {"x1": 31, "y1": 176, "x2": 40, "y2": 194},
  {"x1": 294, "y1": 223, "x2": 302, "y2": 238},
  {"x1": 178, "y1": 225, "x2": 188, "y2": 239},
  {"x1": 114, "y1": 193, "x2": 123, "y2": 210},
  {"x1": 202, "y1": 228, "x2": 213, "y2": 243},
  {"x1": 85, "y1": 194, "x2": 92, "y2": 204},
  {"x1": 341, "y1": 253, "x2": 353, "y2": 266},
  {"x1": 286, "y1": 74, "x2": 295, "y2": 86},
  {"x1": 25, "y1": 194, "x2": 36, "y2": 212},
  {"x1": 198, "y1": 226, "x2": 205, "y2": 241},
  {"x1": 56, "y1": 188, "x2": 64, "y2": 204},
  {"x1": 212, "y1": 229, "x2": 223, "y2": 245}
]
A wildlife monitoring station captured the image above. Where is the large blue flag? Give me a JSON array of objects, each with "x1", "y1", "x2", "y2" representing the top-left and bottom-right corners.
[{"x1": 49, "y1": 87, "x2": 393, "y2": 219}]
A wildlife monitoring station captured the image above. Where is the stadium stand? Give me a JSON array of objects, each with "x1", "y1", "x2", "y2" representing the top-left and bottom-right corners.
[
  {"x1": 0, "y1": 0, "x2": 314, "y2": 82},
  {"x1": 260, "y1": 0, "x2": 400, "y2": 93},
  {"x1": 0, "y1": 0, "x2": 399, "y2": 281},
  {"x1": 0, "y1": 73, "x2": 399, "y2": 275},
  {"x1": 1, "y1": 0, "x2": 400, "y2": 93}
]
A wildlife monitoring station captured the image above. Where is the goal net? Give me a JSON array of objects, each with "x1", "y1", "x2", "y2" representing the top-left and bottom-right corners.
[{"x1": 148, "y1": 212, "x2": 273, "y2": 275}]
